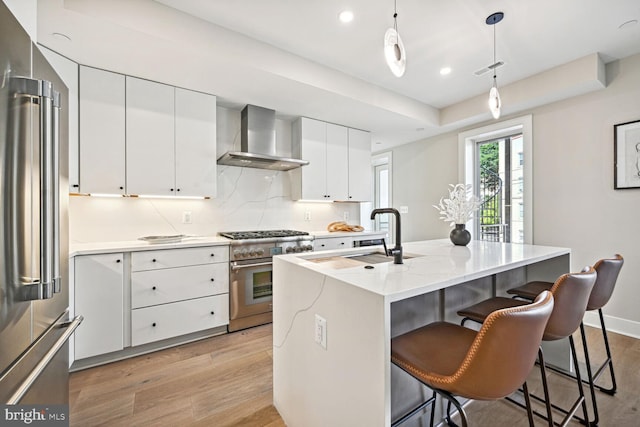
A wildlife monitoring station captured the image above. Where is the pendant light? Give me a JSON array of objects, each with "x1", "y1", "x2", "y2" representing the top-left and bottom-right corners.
[
  {"x1": 486, "y1": 12, "x2": 504, "y2": 119},
  {"x1": 384, "y1": 0, "x2": 406, "y2": 77}
]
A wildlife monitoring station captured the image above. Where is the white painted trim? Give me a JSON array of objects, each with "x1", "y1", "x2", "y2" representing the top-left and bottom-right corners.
[
  {"x1": 583, "y1": 311, "x2": 640, "y2": 340},
  {"x1": 371, "y1": 151, "x2": 393, "y2": 209},
  {"x1": 365, "y1": 152, "x2": 393, "y2": 233},
  {"x1": 457, "y1": 115, "x2": 533, "y2": 243}
]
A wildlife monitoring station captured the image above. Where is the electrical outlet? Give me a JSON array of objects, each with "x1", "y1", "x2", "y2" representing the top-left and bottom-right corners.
[
  {"x1": 315, "y1": 314, "x2": 327, "y2": 349},
  {"x1": 343, "y1": 211, "x2": 349, "y2": 221},
  {"x1": 182, "y1": 211, "x2": 192, "y2": 224},
  {"x1": 400, "y1": 206, "x2": 409, "y2": 214},
  {"x1": 304, "y1": 211, "x2": 312, "y2": 221}
]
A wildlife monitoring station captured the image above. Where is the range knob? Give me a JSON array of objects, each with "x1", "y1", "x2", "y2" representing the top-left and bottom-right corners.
[
  {"x1": 286, "y1": 247, "x2": 294, "y2": 253},
  {"x1": 294, "y1": 246, "x2": 302, "y2": 253},
  {"x1": 256, "y1": 248, "x2": 265, "y2": 256},
  {"x1": 305, "y1": 245, "x2": 313, "y2": 251},
  {"x1": 249, "y1": 250, "x2": 256, "y2": 257},
  {"x1": 233, "y1": 249, "x2": 242, "y2": 258},
  {"x1": 240, "y1": 249, "x2": 249, "y2": 257}
]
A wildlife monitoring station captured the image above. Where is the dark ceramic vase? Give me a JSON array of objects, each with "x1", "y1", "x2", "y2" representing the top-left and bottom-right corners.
[{"x1": 450, "y1": 224, "x2": 471, "y2": 246}]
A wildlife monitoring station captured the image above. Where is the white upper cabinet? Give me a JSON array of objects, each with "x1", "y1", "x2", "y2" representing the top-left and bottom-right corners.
[
  {"x1": 79, "y1": 66, "x2": 126, "y2": 195},
  {"x1": 292, "y1": 118, "x2": 348, "y2": 201},
  {"x1": 126, "y1": 77, "x2": 176, "y2": 196},
  {"x1": 293, "y1": 118, "x2": 326, "y2": 200},
  {"x1": 175, "y1": 88, "x2": 217, "y2": 197},
  {"x1": 292, "y1": 117, "x2": 371, "y2": 202},
  {"x1": 124, "y1": 77, "x2": 217, "y2": 197},
  {"x1": 325, "y1": 123, "x2": 349, "y2": 201},
  {"x1": 347, "y1": 128, "x2": 372, "y2": 201},
  {"x1": 40, "y1": 48, "x2": 80, "y2": 193}
]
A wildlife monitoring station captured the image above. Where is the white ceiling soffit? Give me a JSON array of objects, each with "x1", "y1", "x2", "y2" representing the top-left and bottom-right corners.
[{"x1": 38, "y1": 0, "x2": 640, "y2": 149}]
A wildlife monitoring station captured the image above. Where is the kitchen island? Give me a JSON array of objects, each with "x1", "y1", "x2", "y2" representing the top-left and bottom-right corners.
[{"x1": 272, "y1": 239, "x2": 570, "y2": 427}]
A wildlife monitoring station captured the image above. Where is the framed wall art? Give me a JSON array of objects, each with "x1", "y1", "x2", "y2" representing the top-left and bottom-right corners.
[{"x1": 614, "y1": 119, "x2": 640, "y2": 189}]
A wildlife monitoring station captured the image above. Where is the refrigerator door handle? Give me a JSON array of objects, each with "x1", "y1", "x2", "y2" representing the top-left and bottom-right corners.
[
  {"x1": 39, "y1": 79, "x2": 55, "y2": 299},
  {"x1": 51, "y1": 90, "x2": 61, "y2": 294},
  {"x1": 5, "y1": 315, "x2": 83, "y2": 405},
  {"x1": 11, "y1": 77, "x2": 60, "y2": 300}
]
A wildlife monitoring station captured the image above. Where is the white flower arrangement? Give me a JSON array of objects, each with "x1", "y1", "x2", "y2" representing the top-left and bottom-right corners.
[{"x1": 433, "y1": 184, "x2": 481, "y2": 226}]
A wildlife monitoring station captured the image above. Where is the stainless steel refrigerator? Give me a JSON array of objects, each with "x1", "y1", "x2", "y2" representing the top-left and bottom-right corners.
[{"x1": 0, "y1": 1, "x2": 82, "y2": 406}]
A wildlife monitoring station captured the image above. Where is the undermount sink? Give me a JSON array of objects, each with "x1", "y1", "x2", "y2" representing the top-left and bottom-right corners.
[
  {"x1": 309, "y1": 251, "x2": 416, "y2": 269},
  {"x1": 344, "y1": 251, "x2": 415, "y2": 265}
]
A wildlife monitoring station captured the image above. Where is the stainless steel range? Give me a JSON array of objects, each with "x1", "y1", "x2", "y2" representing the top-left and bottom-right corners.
[{"x1": 219, "y1": 230, "x2": 314, "y2": 332}]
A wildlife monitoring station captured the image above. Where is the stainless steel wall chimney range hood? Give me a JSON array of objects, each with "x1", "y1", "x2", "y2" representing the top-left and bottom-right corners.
[{"x1": 217, "y1": 105, "x2": 309, "y2": 171}]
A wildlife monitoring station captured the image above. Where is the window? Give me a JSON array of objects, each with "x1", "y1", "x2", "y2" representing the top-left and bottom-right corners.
[
  {"x1": 370, "y1": 152, "x2": 393, "y2": 242},
  {"x1": 458, "y1": 115, "x2": 533, "y2": 244},
  {"x1": 475, "y1": 134, "x2": 524, "y2": 243}
]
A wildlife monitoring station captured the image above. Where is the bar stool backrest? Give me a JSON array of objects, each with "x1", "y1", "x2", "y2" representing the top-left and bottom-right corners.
[
  {"x1": 544, "y1": 267, "x2": 597, "y2": 341},
  {"x1": 588, "y1": 254, "x2": 624, "y2": 311},
  {"x1": 445, "y1": 291, "x2": 554, "y2": 400}
]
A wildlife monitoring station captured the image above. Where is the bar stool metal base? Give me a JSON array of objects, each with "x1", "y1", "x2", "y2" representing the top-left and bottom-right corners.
[
  {"x1": 508, "y1": 337, "x2": 592, "y2": 427},
  {"x1": 391, "y1": 392, "x2": 436, "y2": 427},
  {"x1": 391, "y1": 385, "x2": 536, "y2": 427}
]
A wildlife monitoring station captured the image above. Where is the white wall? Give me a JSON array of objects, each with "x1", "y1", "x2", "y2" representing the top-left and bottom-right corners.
[
  {"x1": 69, "y1": 106, "x2": 361, "y2": 243},
  {"x1": 386, "y1": 53, "x2": 640, "y2": 336},
  {"x1": 3, "y1": 0, "x2": 36, "y2": 39},
  {"x1": 392, "y1": 134, "x2": 458, "y2": 242}
]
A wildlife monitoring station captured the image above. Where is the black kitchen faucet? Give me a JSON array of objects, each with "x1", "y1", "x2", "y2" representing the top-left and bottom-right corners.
[{"x1": 370, "y1": 208, "x2": 403, "y2": 264}]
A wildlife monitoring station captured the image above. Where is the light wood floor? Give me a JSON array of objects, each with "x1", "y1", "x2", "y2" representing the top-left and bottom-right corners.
[{"x1": 69, "y1": 324, "x2": 639, "y2": 426}]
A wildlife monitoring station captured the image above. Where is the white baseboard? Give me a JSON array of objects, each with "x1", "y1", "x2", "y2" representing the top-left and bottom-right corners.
[{"x1": 583, "y1": 311, "x2": 640, "y2": 340}]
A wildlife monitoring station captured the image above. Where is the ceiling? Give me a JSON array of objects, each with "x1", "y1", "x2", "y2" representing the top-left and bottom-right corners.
[{"x1": 37, "y1": 0, "x2": 640, "y2": 150}]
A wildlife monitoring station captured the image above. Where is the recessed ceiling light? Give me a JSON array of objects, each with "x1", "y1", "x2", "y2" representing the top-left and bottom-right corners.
[
  {"x1": 51, "y1": 32, "x2": 71, "y2": 42},
  {"x1": 339, "y1": 10, "x2": 354, "y2": 23},
  {"x1": 440, "y1": 67, "x2": 452, "y2": 76}
]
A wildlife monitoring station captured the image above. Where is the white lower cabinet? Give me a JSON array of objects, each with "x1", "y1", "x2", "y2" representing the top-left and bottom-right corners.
[
  {"x1": 314, "y1": 237, "x2": 353, "y2": 251},
  {"x1": 131, "y1": 263, "x2": 229, "y2": 308},
  {"x1": 72, "y1": 245, "x2": 230, "y2": 364},
  {"x1": 130, "y1": 245, "x2": 229, "y2": 347},
  {"x1": 74, "y1": 253, "x2": 124, "y2": 360},
  {"x1": 131, "y1": 294, "x2": 229, "y2": 346},
  {"x1": 131, "y1": 245, "x2": 228, "y2": 271}
]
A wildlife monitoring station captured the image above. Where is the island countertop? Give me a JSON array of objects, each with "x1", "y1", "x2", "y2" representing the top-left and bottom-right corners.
[
  {"x1": 273, "y1": 239, "x2": 571, "y2": 427},
  {"x1": 278, "y1": 238, "x2": 570, "y2": 303}
]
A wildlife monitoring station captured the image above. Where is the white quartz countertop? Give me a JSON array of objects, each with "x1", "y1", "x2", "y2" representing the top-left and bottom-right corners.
[
  {"x1": 69, "y1": 235, "x2": 231, "y2": 257},
  {"x1": 276, "y1": 239, "x2": 570, "y2": 303},
  {"x1": 69, "y1": 229, "x2": 388, "y2": 257}
]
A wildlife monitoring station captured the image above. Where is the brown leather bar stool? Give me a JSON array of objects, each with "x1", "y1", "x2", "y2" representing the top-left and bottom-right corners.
[
  {"x1": 508, "y1": 254, "x2": 623, "y2": 396},
  {"x1": 391, "y1": 291, "x2": 554, "y2": 427},
  {"x1": 457, "y1": 268, "x2": 597, "y2": 427},
  {"x1": 507, "y1": 254, "x2": 623, "y2": 426}
]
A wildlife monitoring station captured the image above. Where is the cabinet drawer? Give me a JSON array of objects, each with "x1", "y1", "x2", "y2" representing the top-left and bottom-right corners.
[
  {"x1": 132, "y1": 263, "x2": 229, "y2": 308},
  {"x1": 314, "y1": 237, "x2": 353, "y2": 251},
  {"x1": 131, "y1": 245, "x2": 228, "y2": 271},
  {"x1": 131, "y1": 294, "x2": 229, "y2": 346}
]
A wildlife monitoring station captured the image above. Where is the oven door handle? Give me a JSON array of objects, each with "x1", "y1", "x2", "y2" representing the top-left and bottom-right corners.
[{"x1": 231, "y1": 261, "x2": 273, "y2": 271}]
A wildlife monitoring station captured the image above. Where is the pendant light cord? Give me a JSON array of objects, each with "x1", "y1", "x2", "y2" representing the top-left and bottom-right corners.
[
  {"x1": 393, "y1": 0, "x2": 398, "y2": 32},
  {"x1": 493, "y1": 19, "x2": 497, "y2": 81}
]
